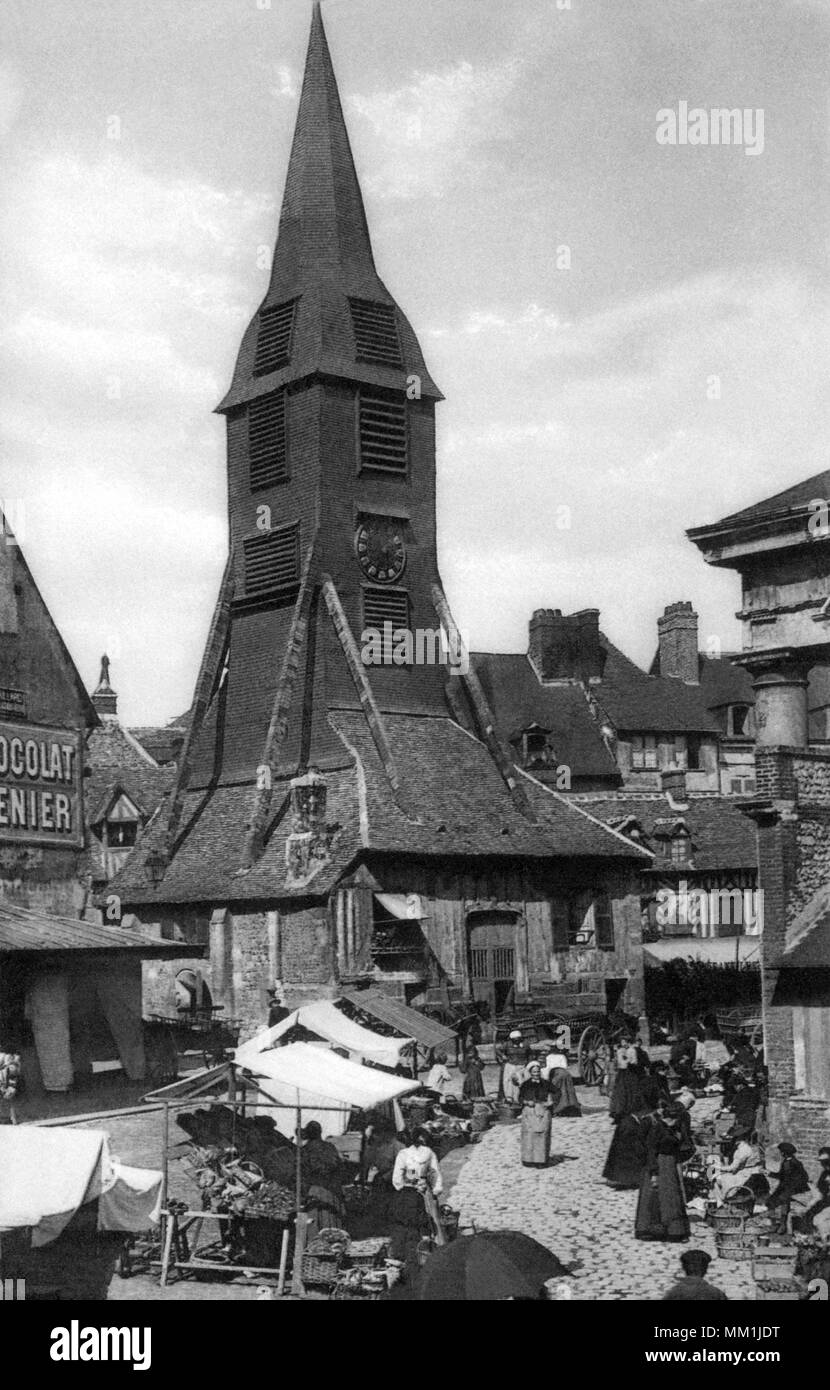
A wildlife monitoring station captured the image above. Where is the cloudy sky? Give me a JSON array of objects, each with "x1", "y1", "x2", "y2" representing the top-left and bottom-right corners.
[{"x1": 1, "y1": 0, "x2": 828, "y2": 724}]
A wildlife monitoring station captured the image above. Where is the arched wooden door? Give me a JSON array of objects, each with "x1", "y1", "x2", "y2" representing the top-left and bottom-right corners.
[{"x1": 468, "y1": 911, "x2": 517, "y2": 1020}]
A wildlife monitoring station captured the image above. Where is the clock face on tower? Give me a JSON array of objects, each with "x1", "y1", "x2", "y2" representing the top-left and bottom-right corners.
[{"x1": 355, "y1": 518, "x2": 407, "y2": 584}]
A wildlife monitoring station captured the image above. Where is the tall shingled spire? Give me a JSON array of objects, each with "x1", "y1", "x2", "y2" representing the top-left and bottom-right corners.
[
  {"x1": 270, "y1": 0, "x2": 378, "y2": 293},
  {"x1": 217, "y1": 3, "x2": 441, "y2": 412}
]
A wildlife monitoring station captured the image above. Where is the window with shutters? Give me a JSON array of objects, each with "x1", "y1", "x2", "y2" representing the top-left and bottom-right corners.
[
  {"x1": 248, "y1": 392, "x2": 288, "y2": 491},
  {"x1": 349, "y1": 298, "x2": 403, "y2": 367},
  {"x1": 253, "y1": 300, "x2": 297, "y2": 376},
  {"x1": 243, "y1": 523, "x2": 300, "y2": 597},
  {"x1": 358, "y1": 390, "x2": 408, "y2": 473}
]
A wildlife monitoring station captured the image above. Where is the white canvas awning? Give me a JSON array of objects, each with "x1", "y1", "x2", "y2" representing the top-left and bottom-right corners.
[
  {"x1": 234, "y1": 1040, "x2": 418, "y2": 1138},
  {"x1": 374, "y1": 892, "x2": 425, "y2": 920},
  {"x1": 0, "y1": 1127, "x2": 162, "y2": 1244},
  {"x1": 643, "y1": 936, "x2": 761, "y2": 967},
  {"x1": 237, "y1": 999, "x2": 411, "y2": 1068}
]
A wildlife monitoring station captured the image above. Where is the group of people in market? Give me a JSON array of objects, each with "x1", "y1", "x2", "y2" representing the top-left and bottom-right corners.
[
  {"x1": 601, "y1": 1022, "x2": 830, "y2": 1244},
  {"x1": 495, "y1": 1031, "x2": 583, "y2": 1168}
]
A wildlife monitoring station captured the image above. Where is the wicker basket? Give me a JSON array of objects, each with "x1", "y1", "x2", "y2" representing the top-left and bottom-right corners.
[
  {"x1": 347, "y1": 1237, "x2": 389, "y2": 1268},
  {"x1": 331, "y1": 1271, "x2": 386, "y2": 1300},
  {"x1": 712, "y1": 1210, "x2": 745, "y2": 1234},
  {"x1": 302, "y1": 1250, "x2": 343, "y2": 1288},
  {"x1": 496, "y1": 1102, "x2": 520, "y2": 1125},
  {"x1": 716, "y1": 1232, "x2": 753, "y2": 1261},
  {"x1": 752, "y1": 1245, "x2": 798, "y2": 1282}
]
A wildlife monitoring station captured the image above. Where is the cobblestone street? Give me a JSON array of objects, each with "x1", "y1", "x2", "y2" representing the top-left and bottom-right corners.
[{"x1": 450, "y1": 1093, "x2": 758, "y2": 1302}]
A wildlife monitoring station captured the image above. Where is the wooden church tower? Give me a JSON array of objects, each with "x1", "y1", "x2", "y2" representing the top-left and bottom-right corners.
[{"x1": 116, "y1": 5, "x2": 647, "y2": 1032}]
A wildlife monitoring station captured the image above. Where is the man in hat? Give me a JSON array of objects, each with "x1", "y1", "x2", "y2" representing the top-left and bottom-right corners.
[
  {"x1": 662, "y1": 1249, "x2": 728, "y2": 1301},
  {"x1": 267, "y1": 982, "x2": 290, "y2": 1029},
  {"x1": 767, "y1": 1142, "x2": 810, "y2": 1232}
]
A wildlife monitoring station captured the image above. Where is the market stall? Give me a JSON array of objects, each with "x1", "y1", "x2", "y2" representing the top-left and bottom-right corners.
[{"x1": 239, "y1": 999, "x2": 412, "y2": 1071}]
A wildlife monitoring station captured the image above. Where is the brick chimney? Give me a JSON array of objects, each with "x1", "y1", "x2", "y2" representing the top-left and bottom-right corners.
[
  {"x1": 529, "y1": 608, "x2": 602, "y2": 683},
  {"x1": 660, "y1": 766, "x2": 688, "y2": 809},
  {"x1": 657, "y1": 601, "x2": 699, "y2": 684}
]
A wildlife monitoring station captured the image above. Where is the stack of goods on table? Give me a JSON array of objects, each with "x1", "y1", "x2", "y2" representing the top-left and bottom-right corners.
[
  {"x1": 398, "y1": 1095, "x2": 478, "y2": 1157},
  {"x1": 751, "y1": 1240, "x2": 801, "y2": 1300},
  {"x1": 177, "y1": 1107, "x2": 298, "y2": 1185}
]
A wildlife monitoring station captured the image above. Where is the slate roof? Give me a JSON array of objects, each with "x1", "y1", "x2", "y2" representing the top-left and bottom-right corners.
[
  {"x1": 85, "y1": 720, "x2": 174, "y2": 825},
  {"x1": 571, "y1": 792, "x2": 758, "y2": 873},
  {"x1": 129, "y1": 725, "x2": 187, "y2": 766},
  {"x1": 0, "y1": 899, "x2": 197, "y2": 957},
  {"x1": 707, "y1": 469, "x2": 830, "y2": 530},
  {"x1": 473, "y1": 635, "x2": 718, "y2": 766},
  {"x1": 697, "y1": 655, "x2": 754, "y2": 710},
  {"x1": 113, "y1": 711, "x2": 648, "y2": 907},
  {"x1": 471, "y1": 653, "x2": 619, "y2": 780}
]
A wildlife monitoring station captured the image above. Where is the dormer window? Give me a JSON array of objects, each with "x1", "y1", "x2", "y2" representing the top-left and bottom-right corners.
[
  {"x1": 727, "y1": 704, "x2": 753, "y2": 737},
  {"x1": 670, "y1": 830, "x2": 690, "y2": 864},
  {"x1": 512, "y1": 724, "x2": 554, "y2": 769}
]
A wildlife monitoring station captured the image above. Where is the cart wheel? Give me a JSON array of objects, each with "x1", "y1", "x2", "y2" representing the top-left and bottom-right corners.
[{"x1": 578, "y1": 1025, "x2": 610, "y2": 1086}]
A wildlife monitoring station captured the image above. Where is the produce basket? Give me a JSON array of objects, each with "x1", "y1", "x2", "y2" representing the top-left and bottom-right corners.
[
  {"x1": 752, "y1": 1244, "x2": 798, "y2": 1282},
  {"x1": 755, "y1": 1280, "x2": 801, "y2": 1302},
  {"x1": 440, "y1": 1206, "x2": 460, "y2": 1241},
  {"x1": 712, "y1": 1211, "x2": 745, "y2": 1235},
  {"x1": 331, "y1": 1269, "x2": 387, "y2": 1300},
  {"x1": 496, "y1": 1102, "x2": 520, "y2": 1125},
  {"x1": 715, "y1": 1232, "x2": 753, "y2": 1261},
  {"x1": 347, "y1": 1237, "x2": 389, "y2": 1268},
  {"x1": 302, "y1": 1250, "x2": 343, "y2": 1288}
]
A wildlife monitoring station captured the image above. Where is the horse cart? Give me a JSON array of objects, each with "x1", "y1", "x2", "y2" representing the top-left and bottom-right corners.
[{"x1": 493, "y1": 1004, "x2": 638, "y2": 1087}]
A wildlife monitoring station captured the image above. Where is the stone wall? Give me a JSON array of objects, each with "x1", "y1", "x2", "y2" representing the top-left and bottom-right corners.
[{"x1": 753, "y1": 746, "x2": 830, "y2": 1164}]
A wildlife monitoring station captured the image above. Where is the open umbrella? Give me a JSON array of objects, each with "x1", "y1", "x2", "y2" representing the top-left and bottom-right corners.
[{"x1": 410, "y1": 1230, "x2": 572, "y2": 1301}]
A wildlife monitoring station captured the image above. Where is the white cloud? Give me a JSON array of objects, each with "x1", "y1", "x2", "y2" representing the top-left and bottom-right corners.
[{"x1": 348, "y1": 56, "x2": 520, "y2": 199}]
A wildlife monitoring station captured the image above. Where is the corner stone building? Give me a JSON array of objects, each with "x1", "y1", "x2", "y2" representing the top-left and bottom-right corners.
[
  {"x1": 690, "y1": 471, "x2": 830, "y2": 1162},
  {"x1": 114, "y1": 6, "x2": 648, "y2": 1039}
]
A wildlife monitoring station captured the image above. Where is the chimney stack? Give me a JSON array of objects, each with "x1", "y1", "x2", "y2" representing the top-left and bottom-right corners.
[
  {"x1": 657, "y1": 601, "x2": 699, "y2": 684},
  {"x1": 660, "y1": 766, "x2": 688, "y2": 809},
  {"x1": 529, "y1": 608, "x2": 603, "y2": 683}
]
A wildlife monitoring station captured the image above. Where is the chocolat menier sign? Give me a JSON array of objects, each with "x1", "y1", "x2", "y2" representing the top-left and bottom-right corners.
[{"x1": 0, "y1": 721, "x2": 84, "y2": 849}]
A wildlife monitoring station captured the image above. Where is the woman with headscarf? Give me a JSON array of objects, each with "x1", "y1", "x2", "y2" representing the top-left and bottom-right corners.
[
  {"x1": 499, "y1": 1030, "x2": 527, "y2": 1105},
  {"x1": 300, "y1": 1121, "x2": 346, "y2": 1240},
  {"x1": 635, "y1": 1102, "x2": 691, "y2": 1243},
  {"x1": 518, "y1": 1062, "x2": 553, "y2": 1168},
  {"x1": 460, "y1": 1044, "x2": 485, "y2": 1100}
]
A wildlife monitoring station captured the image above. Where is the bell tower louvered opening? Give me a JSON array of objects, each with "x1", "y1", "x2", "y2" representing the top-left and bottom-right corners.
[
  {"x1": 248, "y1": 392, "x2": 288, "y2": 491},
  {"x1": 253, "y1": 299, "x2": 298, "y2": 376},
  {"x1": 243, "y1": 523, "x2": 300, "y2": 597},
  {"x1": 358, "y1": 389, "x2": 408, "y2": 474},
  {"x1": 349, "y1": 298, "x2": 403, "y2": 368}
]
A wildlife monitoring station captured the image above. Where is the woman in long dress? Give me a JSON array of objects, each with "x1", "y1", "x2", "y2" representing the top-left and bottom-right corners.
[
  {"x1": 603, "y1": 1107, "x2": 653, "y2": 1189},
  {"x1": 544, "y1": 1051, "x2": 582, "y2": 1117},
  {"x1": 461, "y1": 1045, "x2": 485, "y2": 1100},
  {"x1": 518, "y1": 1064, "x2": 553, "y2": 1168},
  {"x1": 392, "y1": 1127, "x2": 445, "y2": 1245},
  {"x1": 634, "y1": 1104, "x2": 691, "y2": 1242}
]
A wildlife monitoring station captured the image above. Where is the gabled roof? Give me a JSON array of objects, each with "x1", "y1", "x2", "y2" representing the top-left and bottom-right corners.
[
  {"x1": 85, "y1": 719, "x2": 174, "y2": 827},
  {"x1": 572, "y1": 792, "x2": 758, "y2": 872},
  {"x1": 597, "y1": 637, "x2": 718, "y2": 733},
  {"x1": 217, "y1": 4, "x2": 440, "y2": 411},
  {"x1": 697, "y1": 654, "x2": 755, "y2": 710}
]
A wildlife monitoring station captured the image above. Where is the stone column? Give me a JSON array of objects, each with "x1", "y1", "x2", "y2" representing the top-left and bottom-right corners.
[{"x1": 745, "y1": 655, "x2": 810, "y2": 748}]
